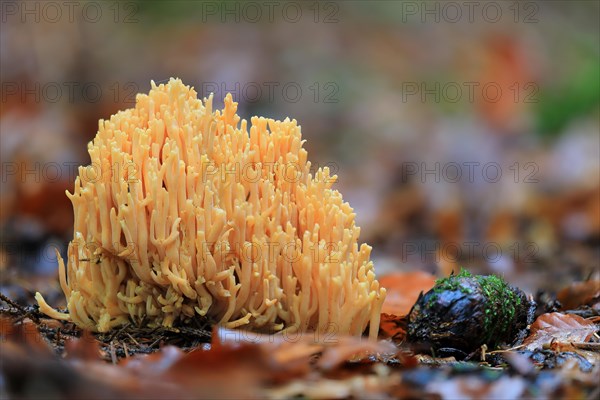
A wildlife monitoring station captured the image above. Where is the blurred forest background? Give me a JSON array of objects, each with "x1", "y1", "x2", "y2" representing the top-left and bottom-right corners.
[{"x1": 1, "y1": 0, "x2": 599, "y2": 306}]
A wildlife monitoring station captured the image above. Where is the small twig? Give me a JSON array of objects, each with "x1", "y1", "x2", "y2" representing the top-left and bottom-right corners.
[
  {"x1": 107, "y1": 322, "x2": 130, "y2": 342},
  {"x1": 0, "y1": 293, "x2": 41, "y2": 324},
  {"x1": 179, "y1": 325, "x2": 212, "y2": 340},
  {"x1": 110, "y1": 341, "x2": 117, "y2": 365},
  {"x1": 0, "y1": 292, "x2": 27, "y2": 314},
  {"x1": 149, "y1": 335, "x2": 164, "y2": 349},
  {"x1": 488, "y1": 343, "x2": 527, "y2": 354},
  {"x1": 123, "y1": 342, "x2": 129, "y2": 358},
  {"x1": 125, "y1": 331, "x2": 141, "y2": 347},
  {"x1": 563, "y1": 342, "x2": 600, "y2": 351}
]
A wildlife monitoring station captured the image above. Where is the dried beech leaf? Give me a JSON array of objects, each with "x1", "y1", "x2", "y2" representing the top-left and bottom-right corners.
[{"x1": 523, "y1": 312, "x2": 598, "y2": 351}]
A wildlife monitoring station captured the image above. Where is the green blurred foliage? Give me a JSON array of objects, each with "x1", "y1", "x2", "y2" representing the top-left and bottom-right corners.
[{"x1": 535, "y1": 59, "x2": 600, "y2": 138}]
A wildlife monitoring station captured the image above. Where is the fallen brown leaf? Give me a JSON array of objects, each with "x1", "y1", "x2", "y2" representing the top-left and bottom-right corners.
[
  {"x1": 557, "y1": 280, "x2": 600, "y2": 310},
  {"x1": 378, "y1": 313, "x2": 408, "y2": 341},
  {"x1": 214, "y1": 326, "x2": 396, "y2": 375},
  {"x1": 379, "y1": 271, "x2": 436, "y2": 316},
  {"x1": 316, "y1": 336, "x2": 397, "y2": 371},
  {"x1": 64, "y1": 331, "x2": 102, "y2": 361},
  {"x1": 1, "y1": 318, "x2": 124, "y2": 399},
  {"x1": 0, "y1": 317, "x2": 52, "y2": 355},
  {"x1": 523, "y1": 312, "x2": 599, "y2": 351}
]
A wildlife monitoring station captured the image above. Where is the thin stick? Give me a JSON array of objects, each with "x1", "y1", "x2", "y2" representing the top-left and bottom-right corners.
[
  {"x1": 0, "y1": 292, "x2": 41, "y2": 323},
  {"x1": 563, "y1": 342, "x2": 600, "y2": 351},
  {"x1": 110, "y1": 341, "x2": 117, "y2": 364},
  {"x1": 488, "y1": 343, "x2": 527, "y2": 354},
  {"x1": 0, "y1": 292, "x2": 27, "y2": 314},
  {"x1": 125, "y1": 331, "x2": 140, "y2": 347}
]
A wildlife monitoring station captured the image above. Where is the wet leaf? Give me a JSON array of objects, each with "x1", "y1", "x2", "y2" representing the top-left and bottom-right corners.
[{"x1": 523, "y1": 312, "x2": 599, "y2": 351}]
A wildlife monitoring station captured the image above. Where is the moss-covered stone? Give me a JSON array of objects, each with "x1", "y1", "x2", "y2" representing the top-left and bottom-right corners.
[{"x1": 408, "y1": 269, "x2": 536, "y2": 355}]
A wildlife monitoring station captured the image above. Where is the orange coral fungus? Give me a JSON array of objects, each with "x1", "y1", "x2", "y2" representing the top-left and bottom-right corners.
[{"x1": 36, "y1": 78, "x2": 386, "y2": 339}]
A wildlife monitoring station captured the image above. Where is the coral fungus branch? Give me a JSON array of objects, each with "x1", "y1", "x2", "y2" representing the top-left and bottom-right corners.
[{"x1": 36, "y1": 78, "x2": 386, "y2": 339}]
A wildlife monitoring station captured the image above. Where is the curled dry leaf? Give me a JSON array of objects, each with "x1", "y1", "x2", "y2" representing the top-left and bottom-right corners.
[
  {"x1": 379, "y1": 271, "x2": 436, "y2": 316},
  {"x1": 522, "y1": 312, "x2": 599, "y2": 351}
]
